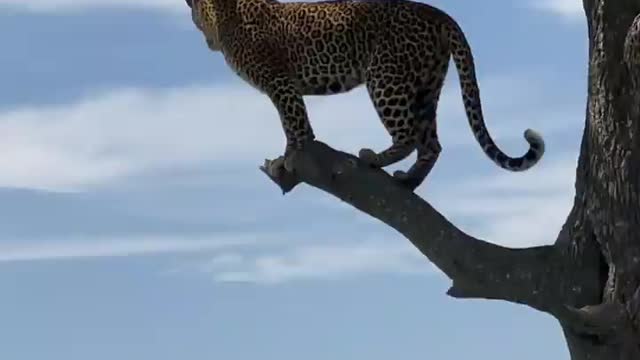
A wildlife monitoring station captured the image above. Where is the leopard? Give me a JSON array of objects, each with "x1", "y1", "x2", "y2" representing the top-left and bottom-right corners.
[{"x1": 185, "y1": 0, "x2": 545, "y2": 190}]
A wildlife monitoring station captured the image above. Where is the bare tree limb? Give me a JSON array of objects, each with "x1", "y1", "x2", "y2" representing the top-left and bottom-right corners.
[{"x1": 261, "y1": 141, "x2": 582, "y2": 312}]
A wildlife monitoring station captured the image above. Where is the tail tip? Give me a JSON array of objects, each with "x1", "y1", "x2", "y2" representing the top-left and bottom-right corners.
[{"x1": 524, "y1": 129, "x2": 545, "y2": 155}]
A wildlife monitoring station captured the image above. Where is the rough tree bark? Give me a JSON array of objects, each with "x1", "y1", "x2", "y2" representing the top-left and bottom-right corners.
[{"x1": 261, "y1": 0, "x2": 640, "y2": 358}]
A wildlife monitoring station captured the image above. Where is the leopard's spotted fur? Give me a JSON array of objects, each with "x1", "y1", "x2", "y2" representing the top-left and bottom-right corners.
[{"x1": 186, "y1": 0, "x2": 545, "y2": 189}]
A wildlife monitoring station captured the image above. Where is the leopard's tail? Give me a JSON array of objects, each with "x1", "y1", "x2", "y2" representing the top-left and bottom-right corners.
[{"x1": 445, "y1": 19, "x2": 544, "y2": 172}]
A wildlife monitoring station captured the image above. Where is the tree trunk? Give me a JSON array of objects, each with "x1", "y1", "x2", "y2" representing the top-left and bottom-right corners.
[
  {"x1": 559, "y1": 0, "x2": 640, "y2": 358},
  {"x1": 260, "y1": 0, "x2": 640, "y2": 358}
]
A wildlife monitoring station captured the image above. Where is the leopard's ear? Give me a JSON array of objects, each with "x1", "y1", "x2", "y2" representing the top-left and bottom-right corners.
[{"x1": 185, "y1": 0, "x2": 193, "y2": 8}]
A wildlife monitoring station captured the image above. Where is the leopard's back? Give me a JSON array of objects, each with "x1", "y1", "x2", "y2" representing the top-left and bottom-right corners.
[{"x1": 269, "y1": 1, "x2": 386, "y2": 95}]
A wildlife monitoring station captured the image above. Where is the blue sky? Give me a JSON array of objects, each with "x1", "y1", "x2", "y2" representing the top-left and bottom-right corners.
[{"x1": 0, "y1": 0, "x2": 586, "y2": 359}]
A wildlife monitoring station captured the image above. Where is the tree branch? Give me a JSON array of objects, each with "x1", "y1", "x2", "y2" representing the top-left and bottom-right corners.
[{"x1": 261, "y1": 141, "x2": 575, "y2": 311}]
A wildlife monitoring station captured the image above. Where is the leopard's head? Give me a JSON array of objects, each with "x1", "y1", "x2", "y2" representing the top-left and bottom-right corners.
[{"x1": 186, "y1": 0, "x2": 222, "y2": 51}]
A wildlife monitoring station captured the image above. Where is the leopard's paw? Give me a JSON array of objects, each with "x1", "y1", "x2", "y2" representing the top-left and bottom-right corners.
[
  {"x1": 358, "y1": 148, "x2": 380, "y2": 167},
  {"x1": 267, "y1": 156, "x2": 287, "y2": 178},
  {"x1": 393, "y1": 170, "x2": 423, "y2": 191},
  {"x1": 392, "y1": 170, "x2": 411, "y2": 181}
]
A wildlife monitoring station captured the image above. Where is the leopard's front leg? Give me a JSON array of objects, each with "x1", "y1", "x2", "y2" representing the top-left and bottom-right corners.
[
  {"x1": 266, "y1": 79, "x2": 315, "y2": 176},
  {"x1": 223, "y1": 37, "x2": 313, "y2": 177}
]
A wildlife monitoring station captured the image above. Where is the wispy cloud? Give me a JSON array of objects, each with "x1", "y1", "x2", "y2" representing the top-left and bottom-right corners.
[
  {"x1": 0, "y1": 0, "x2": 338, "y2": 13},
  {"x1": 200, "y1": 239, "x2": 431, "y2": 284},
  {"x1": 0, "y1": 0, "x2": 186, "y2": 13},
  {"x1": 0, "y1": 234, "x2": 262, "y2": 263},
  {"x1": 3, "y1": 0, "x2": 586, "y2": 23},
  {"x1": 0, "y1": 85, "x2": 278, "y2": 191},
  {"x1": 0, "y1": 71, "x2": 573, "y2": 192},
  {"x1": 187, "y1": 155, "x2": 578, "y2": 284},
  {"x1": 0, "y1": 152, "x2": 578, "y2": 279},
  {"x1": 0, "y1": 67, "x2": 582, "y2": 282},
  {"x1": 530, "y1": 0, "x2": 584, "y2": 21},
  {"x1": 434, "y1": 155, "x2": 578, "y2": 248}
]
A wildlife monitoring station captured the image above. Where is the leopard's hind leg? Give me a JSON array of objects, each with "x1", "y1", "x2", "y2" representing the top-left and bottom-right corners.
[
  {"x1": 393, "y1": 87, "x2": 442, "y2": 190},
  {"x1": 386, "y1": 39, "x2": 450, "y2": 190},
  {"x1": 358, "y1": 67, "x2": 418, "y2": 168}
]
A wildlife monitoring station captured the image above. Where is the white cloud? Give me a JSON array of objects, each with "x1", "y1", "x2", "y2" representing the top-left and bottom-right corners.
[
  {"x1": 530, "y1": 0, "x2": 584, "y2": 20},
  {"x1": 0, "y1": 233, "x2": 264, "y2": 262},
  {"x1": 0, "y1": 85, "x2": 279, "y2": 191},
  {"x1": 432, "y1": 155, "x2": 578, "y2": 248},
  {"x1": 0, "y1": 72, "x2": 583, "y2": 281},
  {"x1": 169, "y1": 150, "x2": 580, "y2": 285},
  {"x1": 0, "y1": 72, "x2": 573, "y2": 192},
  {"x1": 0, "y1": 145, "x2": 579, "y2": 281},
  {"x1": 0, "y1": 0, "x2": 186, "y2": 13},
  {"x1": 0, "y1": 0, "x2": 325, "y2": 13},
  {"x1": 2, "y1": 0, "x2": 585, "y2": 24},
  {"x1": 196, "y1": 154, "x2": 578, "y2": 284},
  {"x1": 201, "y1": 239, "x2": 431, "y2": 284}
]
